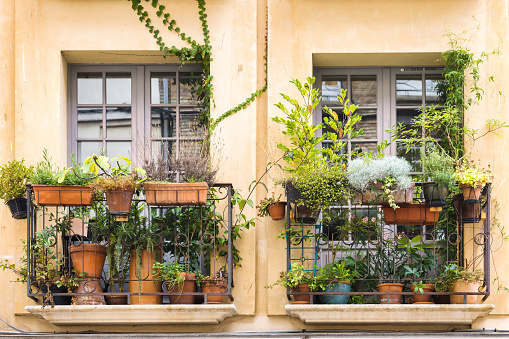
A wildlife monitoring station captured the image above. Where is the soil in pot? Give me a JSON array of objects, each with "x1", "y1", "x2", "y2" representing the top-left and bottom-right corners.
[
  {"x1": 268, "y1": 201, "x2": 286, "y2": 220},
  {"x1": 69, "y1": 244, "x2": 107, "y2": 278},
  {"x1": 291, "y1": 283, "x2": 311, "y2": 304},
  {"x1": 450, "y1": 279, "x2": 482, "y2": 304},
  {"x1": 167, "y1": 272, "x2": 197, "y2": 304},
  {"x1": 377, "y1": 283, "x2": 404, "y2": 304},
  {"x1": 6, "y1": 197, "x2": 27, "y2": 219},
  {"x1": 129, "y1": 249, "x2": 162, "y2": 305},
  {"x1": 319, "y1": 281, "x2": 352, "y2": 304},
  {"x1": 410, "y1": 283, "x2": 434, "y2": 303}
]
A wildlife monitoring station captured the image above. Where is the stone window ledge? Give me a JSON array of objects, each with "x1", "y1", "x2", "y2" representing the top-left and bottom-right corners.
[
  {"x1": 286, "y1": 304, "x2": 494, "y2": 325},
  {"x1": 25, "y1": 304, "x2": 237, "y2": 325}
]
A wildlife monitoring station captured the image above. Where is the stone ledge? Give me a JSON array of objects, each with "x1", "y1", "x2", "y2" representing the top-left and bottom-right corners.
[
  {"x1": 25, "y1": 304, "x2": 237, "y2": 325},
  {"x1": 285, "y1": 304, "x2": 495, "y2": 325}
]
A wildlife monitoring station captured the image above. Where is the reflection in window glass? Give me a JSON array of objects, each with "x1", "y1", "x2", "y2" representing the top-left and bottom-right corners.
[
  {"x1": 397, "y1": 142, "x2": 422, "y2": 172},
  {"x1": 351, "y1": 75, "x2": 377, "y2": 107},
  {"x1": 396, "y1": 108, "x2": 421, "y2": 132},
  {"x1": 425, "y1": 75, "x2": 443, "y2": 106},
  {"x1": 151, "y1": 73, "x2": 177, "y2": 104},
  {"x1": 396, "y1": 76, "x2": 422, "y2": 106},
  {"x1": 106, "y1": 141, "x2": 131, "y2": 158},
  {"x1": 321, "y1": 76, "x2": 347, "y2": 107},
  {"x1": 106, "y1": 73, "x2": 131, "y2": 105},
  {"x1": 180, "y1": 72, "x2": 202, "y2": 105},
  {"x1": 77, "y1": 73, "x2": 102, "y2": 105},
  {"x1": 180, "y1": 108, "x2": 205, "y2": 138},
  {"x1": 106, "y1": 107, "x2": 132, "y2": 138},
  {"x1": 151, "y1": 107, "x2": 176, "y2": 138},
  {"x1": 77, "y1": 108, "x2": 102, "y2": 138},
  {"x1": 77, "y1": 141, "x2": 102, "y2": 163}
]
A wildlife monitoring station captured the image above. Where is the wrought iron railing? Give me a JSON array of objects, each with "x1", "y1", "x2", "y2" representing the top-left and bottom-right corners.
[
  {"x1": 284, "y1": 184, "x2": 491, "y2": 304},
  {"x1": 25, "y1": 184, "x2": 234, "y2": 306}
]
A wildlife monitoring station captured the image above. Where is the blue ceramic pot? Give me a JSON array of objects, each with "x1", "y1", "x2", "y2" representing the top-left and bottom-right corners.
[{"x1": 319, "y1": 281, "x2": 352, "y2": 304}]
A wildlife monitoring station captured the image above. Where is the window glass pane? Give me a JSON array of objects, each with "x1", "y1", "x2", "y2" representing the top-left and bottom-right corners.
[
  {"x1": 151, "y1": 72, "x2": 177, "y2": 104},
  {"x1": 106, "y1": 107, "x2": 131, "y2": 138},
  {"x1": 77, "y1": 108, "x2": 102, "y2": 138},
  {"x1": 321, "y1": 109, "x2": 343, "y2": 138},
  {"x1": 180, "y1": 140, "x2": 203, "y2": 158},
  {"x1": 425, "y1": 75, "x2": 443, "y2": 106},
  {"x1": 106, "y1": 73, "x2": 131, "y2": 105},
  {"x1": 397, "y1": 142, "x2": 422, "y2": 172},
  {"x1": 180, "y1": 108, "x2": 205, "y2": 138},
  {"x1": 106, "y1": 141, "x2": 131, "y2": 159},
  {"x1": 179, "y1": 72, "x2": 202, "y2": 105},
  {"x1": 321, "y1": 76, "x2": 347, "y2": 107},
  {"x1": 77, "y1": 72, "x2": 102, "y2": 104},
  {"x1": 351, "y1": 142, "x2": 378, "y2": 157},
  {"x1": 77, "y1": 141, "x2": 102, "y2": 163},
  {"x1": 396, "y1": 75, "x2": 423, "y2": 106},
  {"x1": 396, "y1": 108, "x2": 421, "y2": 132},
  {"x1": 152, "y1": 140, "x2": 177, "y2": 165},
  {"x1": 151, "y1": 107, "x2": 176, "y2": 138},
  {"x1": 355, "y1": 109, "x2": 377, "y2": 139},
  {"x1": 351, "y1": 75, "x2": 377, "y2": 107}
]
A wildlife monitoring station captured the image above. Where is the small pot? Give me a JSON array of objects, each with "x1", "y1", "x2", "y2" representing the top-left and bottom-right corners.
[
  {"x1": 268, "y1": 201, "x2": 286, "y2": 220},
  {"x1": 6, "y1": 197, "x2": 27, "y2": 219},
  {"x1": 291, "y1": 283, "x2": 311, "y2": 304},
  {"x1": 410, "y1": 283, "x2": 434, "y2": 303},
  {"x1": 460, "y1": 184, "x2": 483, "y2": 202},
  {"x1": 452, "y1": 193, "x2": 480, "y2": 223},
  {"x1": 201, "y1": 279, "x2": 227, "y2": 304},
  {"x1": 105, "y1": 187, "x2": 135, "y2": 215},
  {"x1": 377, "y1": 283, "x2": 404, "y2": 304},
  {"x1": 167, "y1": 272, "x2": 197, "y2": 304},
  {"x1": 422, "y1": 183, "x2": 449, "y2": 207}
]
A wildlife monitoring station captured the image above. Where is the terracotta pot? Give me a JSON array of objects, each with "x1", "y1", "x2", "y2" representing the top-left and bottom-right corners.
[
  {"x1": 268, "y1": 201, "x2": 286, "y2": 220},
  {"x1": 377, "y1": 283, "x2": 404, "y2": 304},
  {"x1": 75, "y1": 279, "x2": 106, "y2": 305},
  {"x1": 201, "y1": 279, "x2": 227, "y2": 304},
  {"x1": 105, "y1": 187, "x2": 135, "y2": 214},
  {"x1": 105, "y1": 294, "x2": 128, "y2": 305},
  {"x1": 410, "y1": 283, "x2": 434, "y2": 303},
  {"x1": 129, "y1": 249, "x2": 162, "y2": 305},
  {"x1": 382, "y1": 203, "x2": 440, "y2": 225},
  {"x1": 422, "y1": 183, "x2": 449, "y2": 207},
  {"x1": 6, "y1": 198, "x2": 27, "y2": 219},
  {"x1": 32, "y1": 185, "x2": 93, "y2": 206},
  {"x1": 144, "y1": 182, "x2": 208, "y2": 206},
  {"x1": 450, "y1": 279, "x2": 482, "y2": 304},
  {"x1": 168, "y1": 272, "x2": 197, "y2": 304},
  {"x1": 291, "y1": 283, "x2": 311, "y2": 304},
  {"x1": 69, "y1": 244, "x2": 107, "y2": 278},
  {"x1": 460, "y1": 184, "x2": 483, "y2": 201}
]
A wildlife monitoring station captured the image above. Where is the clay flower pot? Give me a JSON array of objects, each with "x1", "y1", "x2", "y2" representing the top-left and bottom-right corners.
[
  {"x1": 451, "y1": 279, "x2": 482, "y2": 304},
  {"x1": 144, "y1": 182, "x2": 208, "y2": 206},
  {"x1": 410, "y1": 283, "x2": 434, "y2": 303},
  {"x1": 168, "y1": 272, "x2": 197, "y2": 304},
  {"x1": 291, "y1": 283, "x2": 311, "y2": 304},
  {"x1": 382, "y1": 203, "x2": 440, "y2": 225},
  {"x1": 105, "y1": 187, "x2": 135, "y2": 215},
  {"x1": 377, "y1": 283, "x2": 404, "y2": 304},
  {"x1": 129, "y1": 249, "x2": 162, "y2": 305},
  {"x1": 32, "y1": 185, "x2": 93, "y2": 206},
  {"x1": 69, "y1": 244, "x2": 107, "y2": 278},
  {"x1": 201, "y1": 279, "x2": 227, "y2": 304},
  {"x1": 268, "y1": 201, "x2": 286, "y2": 220},
  {"x1": 460, "y1": 184, "x2": 483, "y2": 202}
]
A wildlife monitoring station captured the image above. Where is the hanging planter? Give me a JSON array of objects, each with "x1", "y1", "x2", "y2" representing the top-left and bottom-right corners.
[
  {"x1": 31, "y1": 185, "x2": 93, "y2": 206},
  {"x1": 6, "y1": 198, "x2": 28, "y2": 219},
  {"x1": 451, "y1": 193, "x2": 481, "y2": 223},
  {"x1": 460, "y1": 184, "x2": 483, "y2": 202},
  {"x1": 382, "y1": 203, "x2": 440, "y2": 225},
  {"x1": 144, "y1": 182, "x2": 208, "y2": 206},
  {"x1": 422, "y1": 183, "x2": 449, "y2": 207},
  {"x1": 268, "y1": 201, "x2": 286, "y2": 220},
  {"x1": 353, "y1": 182, "x2": 415, "y2": 205},
  {"x1": 295, "y1": 204, "x2": 319, "y2": 224},
  {"x1": 104, "y1": 187, "x2": 135, "y2": 215}
]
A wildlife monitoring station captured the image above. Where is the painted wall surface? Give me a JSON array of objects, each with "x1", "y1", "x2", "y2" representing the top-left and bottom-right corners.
[{"x1": 0, "y1": 0, "x2": 508, "y2": 333}]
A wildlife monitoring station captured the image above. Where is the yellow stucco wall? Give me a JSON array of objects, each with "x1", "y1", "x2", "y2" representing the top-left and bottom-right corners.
[{"x1": 0, "y1": 0, "x2": 508, "y2": 333}]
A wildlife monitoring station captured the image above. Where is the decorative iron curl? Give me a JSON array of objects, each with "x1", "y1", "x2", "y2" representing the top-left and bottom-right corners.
[
  {"x1": 474, "y1": 232, "x2": 488, "y2": 246},
  {"x1": 448, "y1": 232, "x2": 461, "y2": 245},
  {"x1": 200, "y1": 232, "x2": 215, "y2": 246}
]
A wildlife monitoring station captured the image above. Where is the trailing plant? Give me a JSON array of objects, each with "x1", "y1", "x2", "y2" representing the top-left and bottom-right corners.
[
  {"x1": 0, "y1": 159, "x2": 33, "y2": 202},
  {"x1": 152, "y1": 261, "x2": 186, "y2": 291}
]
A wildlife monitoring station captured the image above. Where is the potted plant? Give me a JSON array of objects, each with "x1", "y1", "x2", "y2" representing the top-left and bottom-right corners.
[
  {"x1": 265, "y1": 262, "x2": 314, "y2": 304},
  {"x1": 438, "y1": 263, "x2": 484, "y2": 304},
  {"x1": 404, "y1": 266, "x2": 434, "y2": 303},
  {"x1": 421, "y1": 150, "x2": 456, "y2": 207},
  {"x1": 200, "y1": 271, "x2": 228, "y2": 304},
  {"x1": 257, "y1": 193, "x2": 286, "y2": 221},
  {"x1": 382, "y1": 203, "x2": 440, "y2": 225},
  {"x1": 30, "y1": 150, "x2": 94, "y2": 206},
  {"x1": 79, "y1": 153, "x2": 145, "y2": 216},
  {"x1": 153, "y1": 261, "x2": 198, "y2": 304},
  {"x1": 143, "y1": 144, "x2": 216, "y2": 206},
  {"x1": 313, "y1": 260, "x2": 354, "y2": 304},
  {"x1": 454, "y1": 162, "x2": 492, "y2": 201},
  {"x1": 347, "y1": 156, "x2": 414, "y2": 209},
  {"x1": 0, "y1": 159, "x2": 33, "y2": 219}
]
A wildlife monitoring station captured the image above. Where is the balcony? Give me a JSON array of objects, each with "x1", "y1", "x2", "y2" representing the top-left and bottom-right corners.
[
  {"x1": 23, "y1": 184, "x2": 237, "y2": 325},
  {"x1": 282, "y1": 183, "x2": 493, "y2": 325}
]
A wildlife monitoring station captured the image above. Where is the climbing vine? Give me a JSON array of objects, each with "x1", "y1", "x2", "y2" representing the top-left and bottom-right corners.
[{"x1": 129, "y1": 0, "x2": 267, "y2": 134}]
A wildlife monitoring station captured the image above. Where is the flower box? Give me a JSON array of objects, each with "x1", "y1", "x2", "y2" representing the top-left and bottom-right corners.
[
  {"x1": 144, "y1": 182, "x2": 209, "y2": 206},
  {"x1": 382, "y1": 203, "x2": 440, "y2": 225},
  {"x1": 352, "y1": 182, "x2": 415, "y2": 205},
  {"x1": 31, "y1": 185, "x2": 93, "y2": 206}
]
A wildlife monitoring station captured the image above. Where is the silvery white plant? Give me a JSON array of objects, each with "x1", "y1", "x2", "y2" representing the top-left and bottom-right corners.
[{"x1": 347, "y1": 156, "x2": 412, "y2": 191}]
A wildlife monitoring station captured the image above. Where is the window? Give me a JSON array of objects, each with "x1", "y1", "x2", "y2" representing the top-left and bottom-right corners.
[
  {"x1": 314, "y1": 67, "x2": 444, "y2": 171},
  {"x1": 70, "y1": 65, "x2": 205, "y2": 164}
]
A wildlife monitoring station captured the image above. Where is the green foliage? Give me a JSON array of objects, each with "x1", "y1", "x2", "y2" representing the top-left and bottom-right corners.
[
  {"x1": 0, "y1": 159, "x2": 33, "y2": 202},
  {"x1": 265, "y1": 262, "x2": 313, "y2": 290},
  {"x1": 435, "y1": 262, "x2": 483, "y2": 291},
  {"x1": 454, "y1": 162, "x2": 493, "y2": 187},
  {"x1": 421, "y1": 149, "x2": 456, "y2": 187},
  {"x1": 256, "y1": 193, "x2": 282, "y2": 217},
  {"x1": 312, "y1": 261, "x2": 354, "y2": 291},
  {"x1": 152, "y1": 261, "x2": 186, "y2": 289}
]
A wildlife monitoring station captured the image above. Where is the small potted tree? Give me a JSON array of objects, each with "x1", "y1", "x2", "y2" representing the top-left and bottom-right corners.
[{"x1": 0, "y1": 159, "x2": 33, "y2": 219}]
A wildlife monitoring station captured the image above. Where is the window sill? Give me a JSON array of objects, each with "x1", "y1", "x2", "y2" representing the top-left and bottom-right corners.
[
  {"x1": 25, "y1": 304, "x2": 237, "y2": 325},
  {"x1": 285, "y1": 304, "x2": 494, "y2": 325}
]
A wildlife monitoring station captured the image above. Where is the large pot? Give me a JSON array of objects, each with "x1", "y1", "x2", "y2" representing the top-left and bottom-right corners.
[
  {"x1": 450, "y1": 279, "x2": 482, "y2": 304},
  {"x1": 377, "y1": 283, "x2": 404, "y2": 304},
  {"x1": 319, "y1": 281, "x2": 352, "y2": 304},
  {"x1": 167, "y1": 272, "x2": 197, "y2": 304},
  {"x1": 32, "y1": 185, "x2": 93, "y2": 206},
  {"x1": 144, "y1": 182, "x2": 208, "y2": 206},
  {"x1": 69, "y1": 244, "x2": 107, "y2": 278},
  {"x1": 129, "y1": 249, "x2": 162, "y2": 305}
]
